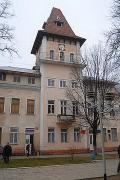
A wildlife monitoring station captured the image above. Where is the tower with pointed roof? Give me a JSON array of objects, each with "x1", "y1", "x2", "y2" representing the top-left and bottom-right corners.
[{"x1": 31, "y1": 7, "x2": 86, "y2": 154}]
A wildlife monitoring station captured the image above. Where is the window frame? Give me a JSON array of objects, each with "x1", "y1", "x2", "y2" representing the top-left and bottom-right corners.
[
  {"x1": 13, "y1": 76, "x2": 21, "y2": 83},
  {"x1": 72, "y1": 101, "x2": 78, "y2": 116},
  {"x1": 111, "y1": 128, "x2": 117, "y2": 141},
  {"x1": 48, "y1": 100, "x2": 55, "y2": 114},
  {"x1": 10, "y1": 127, "x2": 19, "y2": 144},
  {"x1": 27, "y1": 99, "x2": 35, "y2": 115},
  {"x1": 61, "y1": 128, "x2": 67, "y2": 143},
  {"x1": 0, "y1": 97, "x2": 5, "y2": 113},
  {"x1": 28, "y1": 77, "x2": 35, "y2": 84},
  {"x1": 48, "y1": 79, "x2": 55, "y2": 87},
  {"x1": 60, "y1": 100, "x2": 67, "y2": 115},
  {"x1": 60, "y1": 51, "x2": 65, "y2": 62},
  {"x1": 0, "y1": 72, "x2": 6, "y2": 81},
  {"x1": 70, "y1": 53, "x2": 74, "y2": 62},
  {"x1": 11, "y1": 98, "x2": 20, "y2": 114},
  {"x1": 74, "y1": 128, "x2": 80, "y2": 142},
  {"x1": 59, "y1": 80, "x2": 66, "y2": 88},
  {"x1": 48, "y1": 128, "x2": 55, "y2": 143},
  {"x1": 49, "y1": 50, "x2": 54, "y2": 60}
]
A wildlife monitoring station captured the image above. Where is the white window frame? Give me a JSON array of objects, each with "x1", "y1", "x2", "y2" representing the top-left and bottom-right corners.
[
  {"x1": 48, "y1": 100, "x2": 54, "y2": 114},
  {"x1": 48, "y1": 128, "x2": 55, "y2": 143},
  {"x1": 48, "y1": 79, "x2": 55, "y2": 87},
  {"x1": 61, "y1": 128, "x2": 67, "y2": 143},
  {"x1": 10, "y1": 127, "x2": 19, "y2": 144},
  {"x1": 28, "y1": 77, "x2": 35, "y2": 84},
  {"x1": 60, "y1": 80, "x2": 66, "y2": 88},
  {"x1": 60, "y1": 100, "x2": 67, "y2": 115},
  {"x1": 72, "y1": 101, "x2": 78, "y2": 116},
  {"x1": 74, "y1": 128, "x2": 80, "y2": 142},
  {"x1": 70, "y1": 53, "x2": 74, "y2": 62}
]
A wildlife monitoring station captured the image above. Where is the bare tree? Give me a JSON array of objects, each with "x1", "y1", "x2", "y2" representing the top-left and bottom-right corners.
[
  {"x1": 66, "y1": 44, "x2": 117, "y2": 155},
  {"x1": 0, "y1": 0, "x2": 17, "y2": 56},
  {"x1": 106, "y1": 0, "x2": 120, "y2": 67}
]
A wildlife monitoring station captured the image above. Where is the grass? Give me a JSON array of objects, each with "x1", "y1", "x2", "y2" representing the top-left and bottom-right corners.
[
  {"x1": 0, "y1": 156, "x2": 91, "y2": 168},
  {"x1": 0, "y1": 153, "x2": 117, "y2": 169}
]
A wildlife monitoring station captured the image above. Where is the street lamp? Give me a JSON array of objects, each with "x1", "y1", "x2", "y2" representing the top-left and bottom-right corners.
[{"x1": 99, "y1": 95, "x2": 107, "y2": 180}]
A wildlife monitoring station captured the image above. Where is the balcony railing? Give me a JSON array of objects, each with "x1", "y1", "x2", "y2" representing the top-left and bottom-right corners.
[
  {"x1": 57, "y1": 114, "x2": 75, "y2": 124},
  {"x1": 105, "y1": 92, "x2": 115, "y2": 100},
  {"x1": 39, "y1": 52, "x2": 81, "y2": 64}
]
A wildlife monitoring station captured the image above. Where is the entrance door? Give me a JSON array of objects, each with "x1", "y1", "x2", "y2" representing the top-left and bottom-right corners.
[
  {"x1": 89, "y1": 134, "x2": 94, "y2": 150},
  {"x1": 25, "y1": 128, "x2": 34, "y2": 155}
]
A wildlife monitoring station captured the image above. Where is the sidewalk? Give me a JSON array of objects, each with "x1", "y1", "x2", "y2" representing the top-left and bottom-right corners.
[{"x1": 0, "y1": 159, "x2": 119, "y2": 180}]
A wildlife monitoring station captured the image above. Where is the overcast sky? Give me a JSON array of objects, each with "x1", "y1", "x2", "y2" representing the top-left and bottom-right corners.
[{"x1": 0, "y1": 0, "x2": 113, "y2": 69}]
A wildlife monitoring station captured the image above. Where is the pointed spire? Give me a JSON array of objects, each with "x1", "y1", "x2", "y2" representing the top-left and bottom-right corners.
[{"x1": 42, "y1": 7, "x2": 76, "y2": 37}]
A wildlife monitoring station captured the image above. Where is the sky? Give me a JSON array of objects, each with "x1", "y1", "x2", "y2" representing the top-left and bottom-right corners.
[{"x1": 0, "y1": 0, "x2": 113, "y2": 69}]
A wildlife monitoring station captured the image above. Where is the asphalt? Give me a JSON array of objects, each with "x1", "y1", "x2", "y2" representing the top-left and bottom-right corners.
[{"x1": 0, "y1": 158, "x2": 120, "y2": 180}]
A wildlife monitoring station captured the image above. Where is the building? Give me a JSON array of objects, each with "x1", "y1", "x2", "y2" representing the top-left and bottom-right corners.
[{"x1": 0, "y1": 7, "x2": 119, "y2": 155}]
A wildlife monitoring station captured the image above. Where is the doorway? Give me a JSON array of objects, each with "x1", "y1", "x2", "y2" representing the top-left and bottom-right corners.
[
  {"x1": 25, "y1": 128, "x2": 34, "y2": 155},
  {"x1": 89, "y1": 134, "x2": 94, "y2": 150}
]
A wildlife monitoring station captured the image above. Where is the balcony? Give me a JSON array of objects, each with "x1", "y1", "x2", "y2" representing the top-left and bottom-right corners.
[
  {"x1": 38, "y1": 52, "x2": 85, "y2": 67},
  {"x1": 57, "y1": 114, "x2": 75, "y2": 124},
  {"x1": 105, "y1": 92, "x2": 115, "y2": 100},
  {"x1": 87, "y1": 91, "x2": 95, "y2": 98}
]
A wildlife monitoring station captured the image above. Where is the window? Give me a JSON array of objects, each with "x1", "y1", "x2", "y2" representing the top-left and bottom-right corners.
[
  {"x1": 10, "y1": 127, "x2": 18, "y2": 144},
  {"x1": 28, "y1": 77, "x2": 35, "y2": 84},
  {"x1": 60, "y1": 80, "x2": 66, "y2": 87},
  {"x1": 70, "y1": 53, "x2": 74, "y2": 62},
  {"x1": 48, "y1": 79, "x2": 55, "y2": 87},
  {"x1": 0, "y1": 72, "x2": 6, "y2": 81},
  {"x1": 107, "y1": 130, "x2": 111, "y2": 140},
  {"x1": 27, "y1": 99, "x2": 35, "y2": 114},
  {"x1": 56, "y1": 21, "x2": 64, "y2": 27},
  {"x1": 49, "y1": 50, "x2": 54, "y2": 60},
  {"x1": 71, "y1": 81, "x2": 77, "y2": 88},
  {"x1": 72, "y1": 102, "x2": 78, "y2": 115},
  {"x1": 110, "y1": 109, "x2": 115, "y2": 116},
  {"x1": 61, "y1": 100, "x2": 67, "y2": 115},
  {"x1": 48, "y1": 128, "x2": 55, "y2": 143},
  {"x1": 74, "y1": 128, "x2": 80, "y2": 142},
  {"x1": 60, "y1": 51, "x2": 64, "y2": 61},
  {"x1": 111, "y1": 128, "x2": 117, "y2": 141},
  {"x1": 48, "y1": 100, "x2": 54, "y2": 114},
  {"x1": 13, "y1": 76, "x2": 20, "y2": 82},
  {"x1": 61, "y1": 128, "x2": 67, "y2": 143},
  {"x1": 11, "y1": 98, "x2": 20, "y2": 114},
  {"x1": 0, "y1": 97, "x2": 4, "y2": 113},
  {"x1": 103, "y1": 128, "x2": 107, "y2": 142}
]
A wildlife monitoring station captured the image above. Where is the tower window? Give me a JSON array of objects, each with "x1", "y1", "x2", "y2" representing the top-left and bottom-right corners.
[{"x1": 56, "y1": 21, "x2": 64, "y2": 27}]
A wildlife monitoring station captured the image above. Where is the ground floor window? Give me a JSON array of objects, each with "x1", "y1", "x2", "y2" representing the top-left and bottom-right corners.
[
  {"x1": 111, "y1": 128, "x2": 117, "y2": 141},
  {"x1": 10, "y1": 127, "x2": 19, "y2": 144},
  {"x1": 61, "y1": 128, "x2": 67, "y2": 143},
  {"x1": 74, "y1": 128, "x2": 80, "y2": 142},
  {"x1": 48, "y1": 128, "x2": 55, "y2": 143}
]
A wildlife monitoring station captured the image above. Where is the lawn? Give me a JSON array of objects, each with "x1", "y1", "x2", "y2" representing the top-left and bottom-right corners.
[
  {"x1": 0, "y1": 156, "x2": 91, "y2": 168},
  {"x1": 0, "y1": 153, "x2": 117, "y2": 168}
]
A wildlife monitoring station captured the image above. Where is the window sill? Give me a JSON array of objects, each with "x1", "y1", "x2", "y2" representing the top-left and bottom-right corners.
[
  {"x1": 26, "y1": 114, "x2": 35, "y2": 116},
  {"x1": 11, "y1": 113, "x2": 20, "y2": 115},
  {"x1": 47, "y1": 114, "x2": 56, "y2": 116}
]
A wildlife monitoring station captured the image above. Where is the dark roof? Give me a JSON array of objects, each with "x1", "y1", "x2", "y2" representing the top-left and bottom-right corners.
[{"x1": 31, "y1": 7, "x2": 86, "y2": 54}]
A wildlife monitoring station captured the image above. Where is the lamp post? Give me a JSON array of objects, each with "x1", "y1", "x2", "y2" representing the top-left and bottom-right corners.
[{"x1": 99, "y1": 94, "x2": 107, "y2": 180}]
